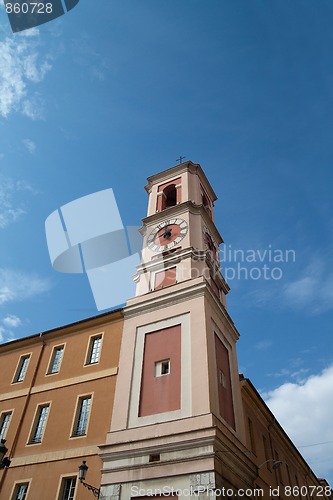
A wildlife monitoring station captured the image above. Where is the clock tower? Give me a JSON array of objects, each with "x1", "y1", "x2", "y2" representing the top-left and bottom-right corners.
[
  {"x1": 99, "y1": 161, "x2": 256, "y2": 499},
  {"x1": 135, "y1": 162, "x2": 228, "y2": 302}
]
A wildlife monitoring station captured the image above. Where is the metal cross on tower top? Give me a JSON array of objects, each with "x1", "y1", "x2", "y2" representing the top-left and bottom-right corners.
[{"x1": 176, "y1": 155, "x2": 186, "y2": 164}]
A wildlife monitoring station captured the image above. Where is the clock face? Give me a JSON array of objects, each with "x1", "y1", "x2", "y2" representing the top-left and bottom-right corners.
[{"x1": 147, "y1": 218, "x2": 188, "y2": 252}]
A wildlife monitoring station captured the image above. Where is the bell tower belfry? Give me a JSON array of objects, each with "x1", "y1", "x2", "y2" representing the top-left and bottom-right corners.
[
  {"x1": 134, "y1": 162, "x2": 228, "y2": 302},
  {"x1": 99, "y1": 161, "x2": 255, "y2": 499}
]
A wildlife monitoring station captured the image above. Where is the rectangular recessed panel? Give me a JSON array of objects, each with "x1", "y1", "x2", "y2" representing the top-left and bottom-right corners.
[
  {"x1": 154, "y1": 267, "x2": 177, "y2": 290},
  {"x1": 215, "y1": 334, "x2": 235, "y2": 429},
  {"x1": 139, "y1": 325, "x2": 181, "y2": 416}
]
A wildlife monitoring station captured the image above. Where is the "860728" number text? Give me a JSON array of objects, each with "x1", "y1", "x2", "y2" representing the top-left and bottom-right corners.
[{"x1": 5, "y1": 2, "x2": 53, "y2": 14}]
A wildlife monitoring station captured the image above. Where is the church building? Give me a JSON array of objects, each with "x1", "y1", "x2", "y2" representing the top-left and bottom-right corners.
[{"x1": 0, "y1": 161, "x2": 331, "y2": 500}]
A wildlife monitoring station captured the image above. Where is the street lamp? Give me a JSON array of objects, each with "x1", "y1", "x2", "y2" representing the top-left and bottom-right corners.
[
  {"x1": 258, "y1": 459, "x2": 283, "y2": 470},
  {"x1": 78, "y1": 461, "x2": 100, "y2": 498},
  {"x1": 0, "y1": 439, "x2": 11, "y2": 469}
]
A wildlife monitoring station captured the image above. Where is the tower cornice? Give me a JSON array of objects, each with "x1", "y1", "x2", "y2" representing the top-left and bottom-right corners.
[
  {"x1": 145, "y1": 161, "x2": 218, "y2": 203},
  {"x1": 124, "y1": 277, "x2": 208, "y2": 318},
  {"x1": 133, "y1": 247, "x2": 229, "y2": 295},
  {"x1": 140, "y1": 200, "x2": 223, "y2": 244}
]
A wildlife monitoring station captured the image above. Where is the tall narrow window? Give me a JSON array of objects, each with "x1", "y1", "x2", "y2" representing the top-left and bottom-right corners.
[
  {"x1": 219, "y1": 369, "x2": 226, "y2": 388},
  {"x1": 275, "y1": 450, "x2": 283, "y2": 484},
  {"x1": 86, "y1": 335, "x2": 102, "y2": 364},
  {"x1": 262, "y1": 435, "x2": 271, "y2": 470},
  {"x1": 13, "y1": 355, "x2": 30, "y2": 383},
  {"x1": 248, "y1": 417, "x2": 256, "y2": 455},
  {"x1": 202, "y1": 190, "x2": 212, "y2": 218},
  {"x1": 286, "y1": 463, "x2": 292, "y2": 487},
  {"x1": 48, "y1": 346, "x2": 64, "y2": 374},
  {"x1": 73, "y1": 396, "x2": 91, "y2": 436},
  {"x1": 12, "y1": 483, "x2": 29, "y2": 500},
  {"x1": 0, "y1": 412, "x2": 12, "y2": 440},
  {"x1": 295, "y1": 475, "x2": 301, "y2": 500},
  {"x1": 59, "y1": 477, "x2": 76, "y2": 500},
  {"x1": 29, "y1": 404, "x2": 49, "y2": 443}
]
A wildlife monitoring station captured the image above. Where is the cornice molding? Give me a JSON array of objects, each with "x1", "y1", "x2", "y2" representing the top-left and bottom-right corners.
[
  {"x1": 0, "y1": 367, "x2": 118, "y2": 402},
  {"x1": 140, "y1": 201, "x2": 223, "y2": 244},
  {"x1": 144, "y1": 161, "x2": 217, "y2": 202},
  {"x1": 0, "y1": 309, "x2": 123, "y2": 353},
  {"x1": 100, "y1": 434, "x2": 216, "y2": 463},
  {"x1": 124, "y1": 279, "x2": 208, "y2": 319},
  {"x1": 10, "y1": 445, "x2": 98, "y2": 467}
]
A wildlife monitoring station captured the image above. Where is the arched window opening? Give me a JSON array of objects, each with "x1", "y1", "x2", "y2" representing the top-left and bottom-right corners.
[
  {"x1": 163, "y1": 184, "x2": 177, "y2": 208},
  {"x1": 156, "y1": 177, "x2": 181, "y2": 212}
]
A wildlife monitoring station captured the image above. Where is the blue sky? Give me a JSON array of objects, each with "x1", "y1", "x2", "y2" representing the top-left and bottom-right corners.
[{"x1": 0, "y1": 0, "x2": 332, "y2": 484}]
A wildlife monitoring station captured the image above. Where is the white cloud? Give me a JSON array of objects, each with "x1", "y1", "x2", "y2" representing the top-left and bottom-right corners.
[
  {"x1": 21, "y1": 93, "x2": 45, "y2": 120},
  {"x1": 0, "y1": 325, "x2": 5, "y2": 343},
  {"x1": 72, "y1": 34, "x2": 109, "y2": 82},
  {"x1": 24, "y1": 53, "x2": 51, "y2": 82},
  {"x1": 0, "y1": 286, "x2": 15, "y2": 304},
  {"x1": 22, "y1": 138, "x2": 36, "y2": 154},
  {"x1": 19, "y1": 27, "x2": 40, "y2": 37},
  {"x1": 254, "y1": 339, "x2": 273, "y2": 351},
  {"x1": 2, "y1": 314, "x2": 22, "y2": 328},
  {"x1": 0, "y1": 268, "x2": 51, "y2": 305},
  {"x1": 15, "y1": 179, "x2": 37, "y2": 193},
  {"x1": 0, "y1": 31, "x2": 51, "y2": 118},
  {"x1": 0, "y1": 314, "x2": 22, "y2": 342},
  {"x1": 0, "y1": 207, "x2": 25, "y2": 228},
  {"x1": 239, "y1": 255, "x2": 333, "y2": 315},
  {"x1": 0, "y1": 175, "x2": 36, "y2": 228},
  {"x1": 264, "y1": 366, "x2": 333, "y2": 485},
  {"x1": 282, "y1": 256, "x2": 333, "y2": 313}
]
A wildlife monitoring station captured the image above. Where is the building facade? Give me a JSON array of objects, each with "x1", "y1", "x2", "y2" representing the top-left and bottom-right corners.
[
  {"x1": 0, "y1": 310, "x2": 123, "y2": 499},
  {"x1": 99, "y1": 162, "x2": 332, "y2": 500},
  {"x1": 0, "y1": 161, "x2": 331, "y2": 500},
  {"x1": 240, "y1": 376, "x2": 332, "y2": 499}
]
